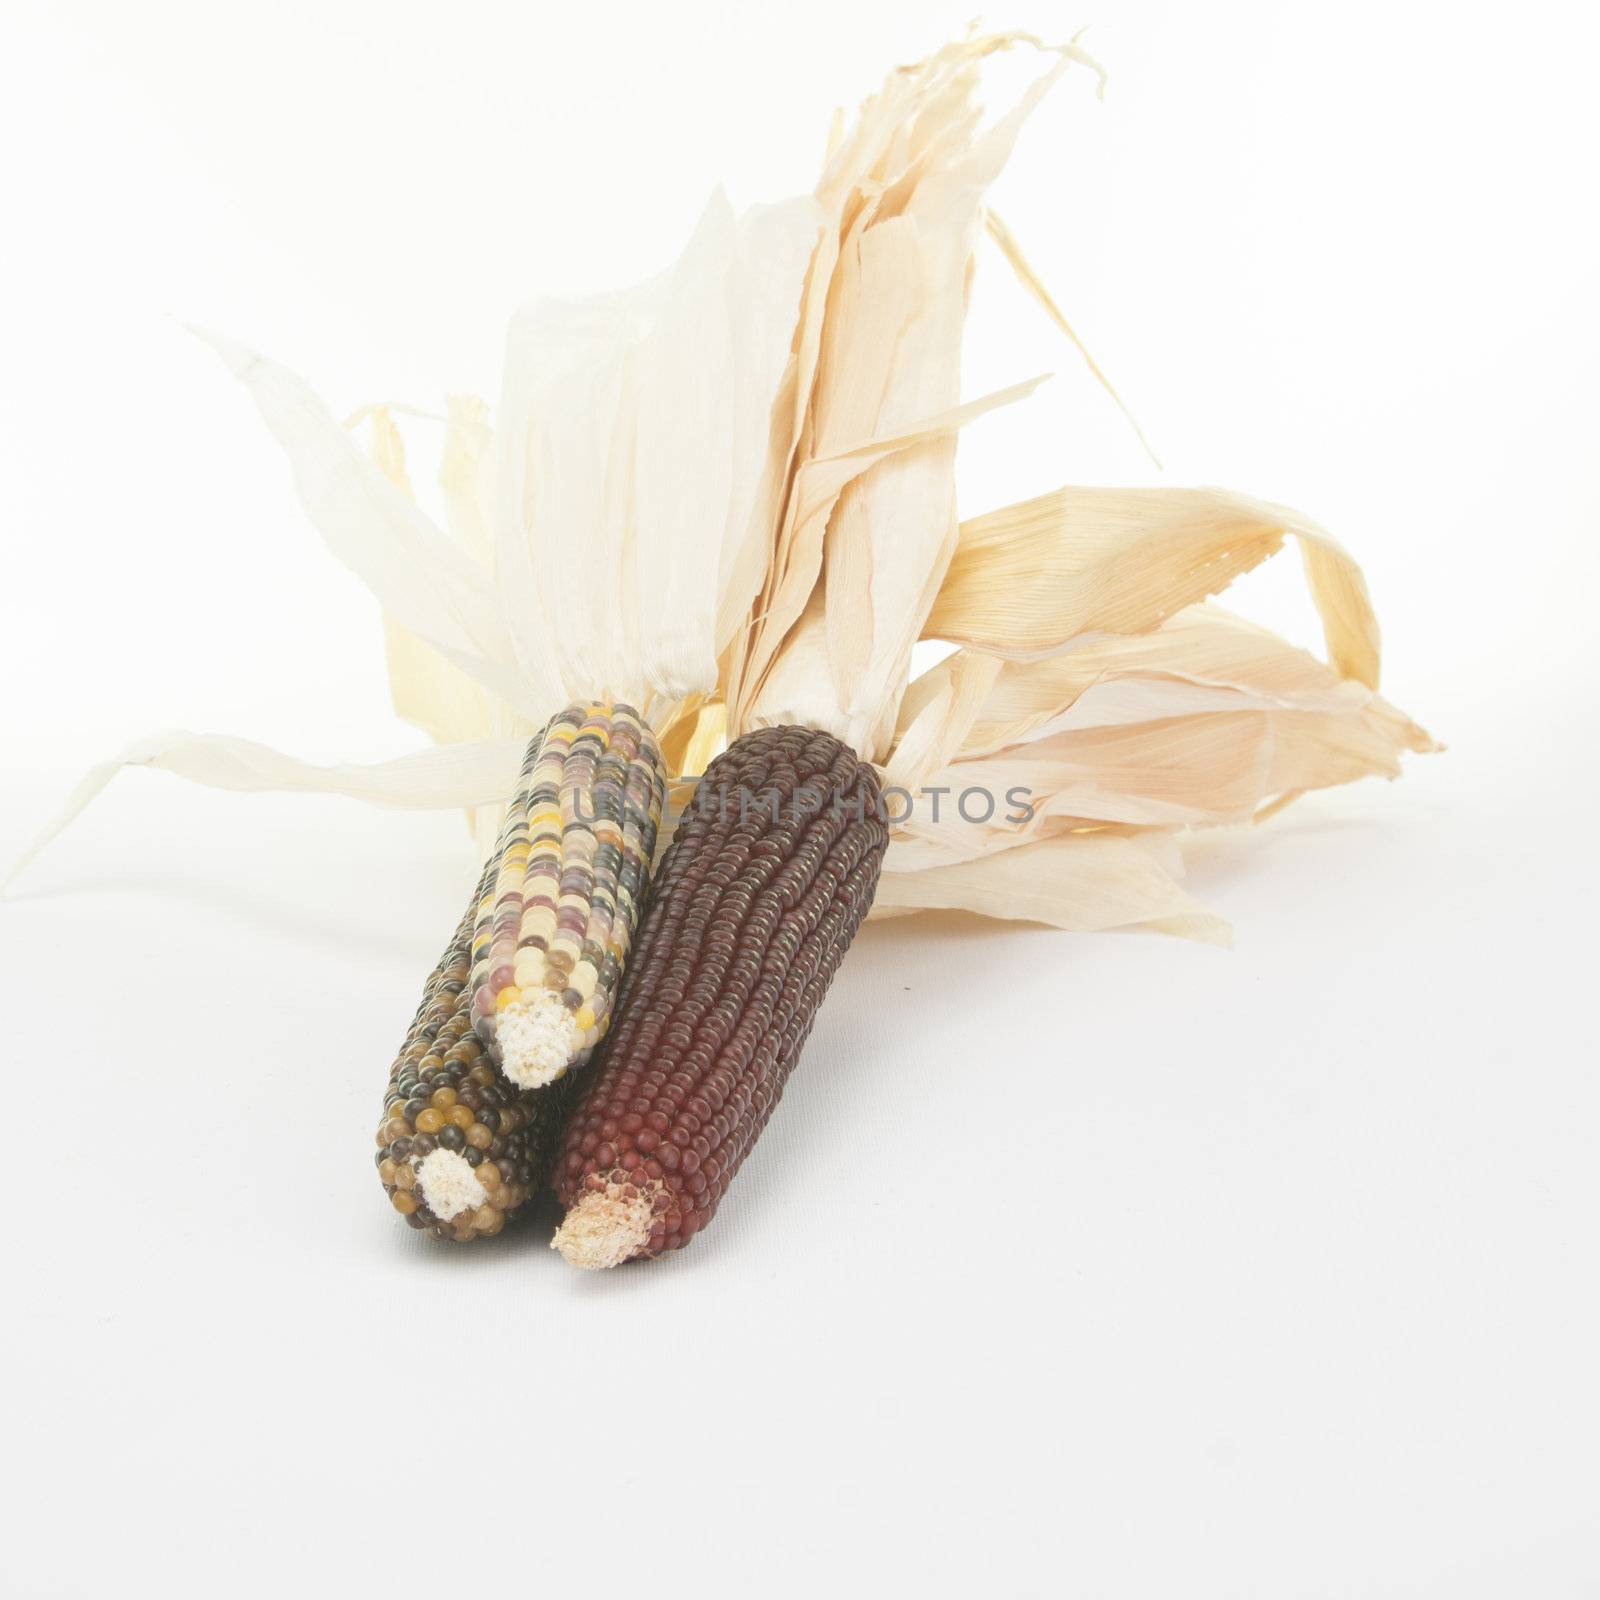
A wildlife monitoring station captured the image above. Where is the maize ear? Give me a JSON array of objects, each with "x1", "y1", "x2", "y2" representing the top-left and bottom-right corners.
[
  {"x1": 469, "y1": 702, "x2": 666, "y2": 1088},
  {"x1": 375, "y1": 859, "x2": 573, "y2": 1240},
  {"x1": 552, "y1": 726, "x2": 889, "y2": 1267}
]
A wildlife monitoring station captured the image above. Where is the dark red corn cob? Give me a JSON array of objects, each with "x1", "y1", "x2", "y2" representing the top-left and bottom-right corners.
[
  {"x1": 552, "y1": 726, "x2": 889, "y2": 1267},
  {"x1": 375, "y1": 858, "x2": 575, "y2": 1242}
]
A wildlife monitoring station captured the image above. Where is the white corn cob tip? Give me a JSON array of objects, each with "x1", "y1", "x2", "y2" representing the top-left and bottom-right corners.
[
  {"x1": 495, "y1": 992, "x2": 581, "y2": 1089},
  {"x1": 551, "y1": 1181, "x2": 660, "y2": 1270},
  {"x1": 414, "y1": 1148, "x2": 489, "y2": 1223}
]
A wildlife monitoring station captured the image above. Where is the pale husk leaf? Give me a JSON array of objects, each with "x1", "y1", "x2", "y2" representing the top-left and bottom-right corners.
[
  {"x1": 734, "y1": 374, "x2": 1051, "y2": 740},
  {"x1": 983, "y1": 206, "x2": 1160, "y2": 467},
  {"x1": 358, "y1": 406, "x2": 535, "y2": 848},
  {"x1": 900, "y1": 604, "x2": 1420, "y2": 762},
  {"x1": 881, "y1": 605, "x2": 1434, "y2": 872},
  {"x1": 192, "y1": 328, "x2": 537, "y2": 718},
  {"x1": 869, "y1": 830, "x2": 1230, "y2": 946},
  {"x1": 495, "y1": 189, "x2": 819, "y2": 708},
  {"x1": 731, "y1": 33, "x2": 1102, "y2": 751},
  {"x1": 924, "y1": 485, "x2": 1381, "y2": 683},
  {"x1": 1, "y1": 733, "x2": 527, "y2": 894}
]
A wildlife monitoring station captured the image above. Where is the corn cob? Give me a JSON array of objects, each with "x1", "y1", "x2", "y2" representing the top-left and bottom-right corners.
[
  {"x1": 552, "y1": 725, "x2": 889, "y2": 1267},
  {"x1": 375, "y1": 860, "x2": 574, "y2": 1240},
  {"x1": 469, "y1": 702, "x2": 666, "y2": 1088}
]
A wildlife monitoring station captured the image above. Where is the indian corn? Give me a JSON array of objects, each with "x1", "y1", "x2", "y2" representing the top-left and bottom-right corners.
[
  {"x1": 552, "y1": 726, "x2": 889, "y2": 1267},
  {"x1": 375, "y1": 859, "x2": 573, "y2": 1241},
  {"x1": 469, "y1": 702, "x2": 666, "y2": 1088}
]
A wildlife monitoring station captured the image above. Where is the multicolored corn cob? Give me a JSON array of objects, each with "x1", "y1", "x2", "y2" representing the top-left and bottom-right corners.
[
  {"x1": 551, "y1": 726, "x2": 889, "y2": 1268},
  {"x1": 469, "y1": 703, "x2": 666, "y2": 1089},
  {"x1": 375, "y1": 860, "x2": 574, "y2": 1241}
]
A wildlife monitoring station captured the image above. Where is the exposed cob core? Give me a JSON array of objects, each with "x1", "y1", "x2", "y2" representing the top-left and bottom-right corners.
[
  {"x1": 552, "y1": 726, "x2": 889, "y2": 1267},
  {"x1": 469, "y1": 703, "x2": 666, "y2": 1089},
  {"x1": 376, "y1": 859, "x2": 574, "y2": 1241}
]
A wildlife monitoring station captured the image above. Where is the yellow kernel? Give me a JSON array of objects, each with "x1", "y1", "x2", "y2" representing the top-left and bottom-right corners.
[
  {"x1": 391, "y1": 1190, "x2": 418, "y2": 1215},
  {"x1": 476, "y1": 1162, "x2": 501, "y2": 1191},
  {"x1": 466, "y1": 1122, "x2": 493, "y2": 1150},
  {"x1": 429, "y1": 1086, "x2": 458, "y2": 1110},
  {"x1": 473, "y1": 1204, "x2": 500, "y2": 1232},
  {"x1": 496, "y1": 986, "x2": 522, "y2": 1011},
  {"x1": 414, "y1": 1108, "x2": 445, "y2": 1135},
  {"x1": 449, "y1": 1105, "x2": 476, "y2": 1130},
  {"x1": 378, "y1": 1159, "x2": 398, "y2": 1185},
  {"x1": 393, "y1": 1165, "x2": 417, "y2": 1191},
  {"x1": 574, "y1": 1005, "x2": 596, "y2": 1032}
]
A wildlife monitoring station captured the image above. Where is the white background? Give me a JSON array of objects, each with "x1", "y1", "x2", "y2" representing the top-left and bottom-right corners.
[{"x1": 2, "y1": 2, "x2": 1597, "y2": 1596}]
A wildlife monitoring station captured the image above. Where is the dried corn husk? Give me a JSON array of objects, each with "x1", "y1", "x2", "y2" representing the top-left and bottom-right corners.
[
  {"x1": 717, "y1": 32, "x2": 1434, "y2": 939},
  {"x1": 4, "y1": 28, "x2": 1432, "y2": 952},
  {"x1": 3, "y1": 190, "x2": 820, "y2": 886}
]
